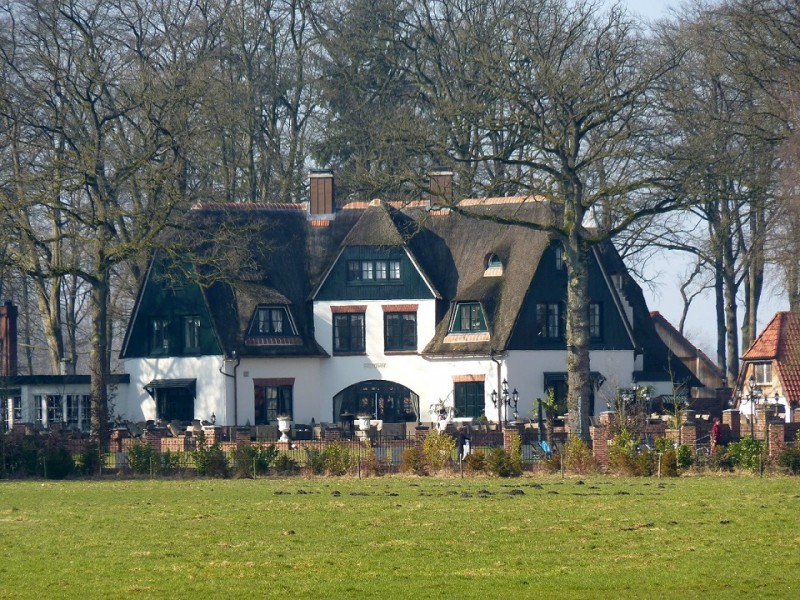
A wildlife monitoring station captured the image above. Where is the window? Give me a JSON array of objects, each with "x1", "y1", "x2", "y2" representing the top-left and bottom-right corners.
[
  {"x1": 183, "y1": 316, "x2": 201, "y2": 351},
  {"x1": 66, "y1": 395, "x2": 80, "y2": 426},
  {"x1": 254, "y1": 383, "x2": 293, "y2": 424},
  {"x1": 452, "y1": 303, "x2": 487, "y2": 333},
  {"x1": 361, "y1": 261, "x2": 374, "y2": 280},
  {"x1": 554, "y1": 245, "x2": 565, "y2": 270},
  {"x1": 536, "y1": 303, "x2": 562, "y2": 339},
  {"x1": 589, "y1": 303, "x2": 602, "y2": 339},
  {"x1": 752, "y1": 362, "x2": 772, "y2": 385},
  {"x1": 36, "y1": 395, "x2": 62, "y2": 427},
  {"x1": 384, "y1": 312, "x2": 417, "y2": 351},
  {"x1": 80, "y1": 395, "x2": 91, "y2": 431},
  {"x1": 333, "y1": 313, "x2": 366, "y2": 353},
  {"x1": 3, "y1": 396, "x2": 21, "y2": 431},
  {"x1": 250, "y1": 307, "x2": 290, "y2": 336},
  {"x1": 346, "y1": 259, "x2": 401, "y2": 282},
  {"x1": 455, "y1": 381, "x2": 485, "y2": 419},
  {"x1": 150, "y1": 317, "x2": 170, "y2": 354}
]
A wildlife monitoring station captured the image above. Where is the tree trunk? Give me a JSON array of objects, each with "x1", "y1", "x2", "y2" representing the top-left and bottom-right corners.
[
  {"x1": 89, "y1": 265, "x2": 110, "y2": 449},
  {"x1": 565, "y1": 242, "x2": 591, "y2": 440}
]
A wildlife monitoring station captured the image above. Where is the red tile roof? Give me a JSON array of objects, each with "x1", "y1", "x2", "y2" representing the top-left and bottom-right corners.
[{"x1": 742, "y1": 312, "x2": 800, "y2": 402}]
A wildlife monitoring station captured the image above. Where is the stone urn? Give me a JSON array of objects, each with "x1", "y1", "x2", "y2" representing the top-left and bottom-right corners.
[{"x1": 277, "y1": 416, "x2": 292, "y2": 442}]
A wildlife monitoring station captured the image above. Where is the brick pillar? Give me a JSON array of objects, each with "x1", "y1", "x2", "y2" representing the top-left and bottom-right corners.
[
  {"x1": 768, "y1": 421, "x2": 786, "y2": 459},
  {"x1": 723, "y1": 409, "x2": 740, "y2": 443},
  {"x1": 503, "y1": 429, "x2": 519, "y2": 453},
  {"x1": 755, "y1": 406, "x2": 770, "y2": 441},
  {"x1": 202, "y1": 425, "x2": 217, "y2": 446},
  {"x1": 681, "y1": 416, "x2": 698, "y2": 449},
  {"x1": 591, "y1": 411, "x2": 615, "y2": 468}
]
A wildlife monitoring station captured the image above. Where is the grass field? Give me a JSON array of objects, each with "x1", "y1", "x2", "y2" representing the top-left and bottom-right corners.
[{"x1": 1, "y1": 475, "x2": 798, "y2": 599}]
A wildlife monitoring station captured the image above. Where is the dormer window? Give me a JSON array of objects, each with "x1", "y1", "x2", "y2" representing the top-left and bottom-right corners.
[
  {"x1": 554, "y1": 245, "x2": 565, "y2": 271},
  {"x1": 451, "y1": 302, "x2": 487, "y2": 333},
  {"x1": 484, "y1": 254, "x2": 504, "y2": 277},
  {"x1": 752, "y1": 362, "x2": 772, "y2": 385},
  {"x1": 248, "y1": 306, "x2": 296, "y2": 336}
]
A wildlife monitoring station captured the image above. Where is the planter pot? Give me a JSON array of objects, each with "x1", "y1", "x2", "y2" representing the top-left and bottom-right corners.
[{"x1": 277, "y1": 418, "x2": 292, "y2": 442}]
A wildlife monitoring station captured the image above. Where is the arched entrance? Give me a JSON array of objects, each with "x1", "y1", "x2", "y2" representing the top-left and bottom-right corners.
[{"x1": 333, "y1": 380, "x2": 419, "y2": 423}]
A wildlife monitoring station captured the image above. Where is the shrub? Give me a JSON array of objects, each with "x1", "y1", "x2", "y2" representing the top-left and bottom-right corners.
[
  {"x1": 272, "y1": 453, "x2": 299, "y2": 475},
  {"x1": 193, "y1": 434, "x2": 228, "y2": 478},
  {"x1": 160, "y1": 450, "x2": 182, "y2": 475},
  {"x1": 128, "y1": 441, "x2": 158, "y2": 475},
  {"x1": 564, "y1": 437, "x2": 598, "y2": 475},
  {"x1": 708, "y1": 448, "x2": 736, "y2": 472},
  {"x1": 608, "y1": 428, "x2": 642, "y2": 475},
  {"x1": 778, "y1": 446, "x2": 800, "y2": 474},
  {"x1": 422, "y1": 430, "x2": 455, "y2": 471},
  {"x1": 464, "y1": 449, "x2": 486, "y2": 472},
  {"x1": 485, "y1": 447, "x2": 521, "y2": 477},
  {"x1": 232, "y1": 444, "x2": 277, "y2": 478},
  {"x1": 675, "y1": 444, "x2": 693, "y2": 470},
  {"x1": 305, "y1": 447, "x2": 325, "y2": 475},
  {"x1": 359, "y1": 447, "x2": 386, "y2": 477},
  {"x1": 320, "y1": 440, "x2": 355, "y2": 476},
  {"x1": 78, "y1": 441, "x2": 102, "y2": 476},
  {"x1": 728, "y1": 436, "x2": 765, "y2": 471},
  {"x1": 400, "y1": 447, "x2": 427, "y2": 475},
  {"x1": 42, "y1": 446, "x2": 74, "y2": 480}
]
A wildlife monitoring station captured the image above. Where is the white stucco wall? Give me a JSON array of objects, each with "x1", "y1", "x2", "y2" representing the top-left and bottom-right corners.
[{"x1": 121, "y1": 356, "x2": 229, "y2": 423}]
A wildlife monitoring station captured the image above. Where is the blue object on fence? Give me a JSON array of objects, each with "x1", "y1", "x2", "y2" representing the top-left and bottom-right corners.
[{"x1": 539, "y1": 440, "x2": 552, "y2": 457}]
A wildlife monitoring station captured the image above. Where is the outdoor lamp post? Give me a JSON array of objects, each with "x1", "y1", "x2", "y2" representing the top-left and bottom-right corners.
[
  {"x1": 742, "y1": 374, "x2": 762, "y2": 438},
  {"x1": 491, "y1": 379, "x2": 519, "y2": 425}
]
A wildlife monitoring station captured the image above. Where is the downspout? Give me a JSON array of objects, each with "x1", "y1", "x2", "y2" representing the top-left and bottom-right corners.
[
  {"x1": 490, "y1": 349, "x2": 503, "y2": 433},
  {"x1": 219, "y1": 351, "x2": 240, "y2": 426}
]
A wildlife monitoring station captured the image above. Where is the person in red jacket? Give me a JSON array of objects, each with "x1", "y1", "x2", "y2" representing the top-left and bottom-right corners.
[{"x1": 711, "y1": 417, "x2": 721, "y2": 452}]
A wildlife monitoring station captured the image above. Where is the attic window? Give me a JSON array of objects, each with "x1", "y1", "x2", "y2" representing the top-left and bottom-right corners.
[
  {"x1": 554, "y1": 245, "x2": 565, "y2": 271},
  {"x1": 248, "y1": 306, "x2": 297, "y2": 337},
  {"x1": 450, "y1": 302, "x2": 487, "y2": 333},
  {"x1": 484, "y1": 254, "x2": 504, "y2": 277},
  {"x1": 752, "y1": 362, "x2": 772, "y2": 385},
  {"x1": 347, "y1": 259, "x2": 401, "y2": 282}
]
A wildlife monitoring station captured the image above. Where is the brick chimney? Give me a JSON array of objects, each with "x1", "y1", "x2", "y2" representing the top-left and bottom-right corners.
[
  {"x1": 0, "y1": 300, "x2": 18, "y2": 377},
  {"x1": 309, "y1": 169, "x2": 335, "y2": 216},
  {"x1": 428, "y1": 169, "x2": 453, "y2": 207}
]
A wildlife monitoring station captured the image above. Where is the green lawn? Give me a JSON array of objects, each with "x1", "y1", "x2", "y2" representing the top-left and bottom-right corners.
[{"x1": 1, "y1": 475, "x2": 798, "y2": 599}]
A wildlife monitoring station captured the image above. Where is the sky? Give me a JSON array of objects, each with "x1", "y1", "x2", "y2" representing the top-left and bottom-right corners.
[{"x1": 615, "y1": 0, "x2": 790, "y2": 358}]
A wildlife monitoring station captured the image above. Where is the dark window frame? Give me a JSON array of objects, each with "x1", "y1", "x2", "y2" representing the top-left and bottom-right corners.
[
  {"x1": 183, "y1": 315, "x2": 202, "y2": 352},
  {"x1": 536, "y1": 303, "x2": 563, "y2": 339},
  {"x1": 346, "y1": 259, "x2": 402, "y2": 283},
  {"x1": 451, "y1": 302, "x2": 487, "y2": 333},
  {"x1": 150, "y1": 317, "x2": 170, "y2": 355},
  {"x1": 254, "y1": 383, "x2": 293, "y2": 424},
  {"x1": 589, "y1": 303, "x2": 602, "y2": 340},
  {"x1": 333, "y1": 312, "x2": 366, "y2": 354},
  {"x1": 384, "y1": 311, "x2": 417, "y2": 351},
  {"x1": 454, "y1": 381, "x2": 485, "y2": 419}
]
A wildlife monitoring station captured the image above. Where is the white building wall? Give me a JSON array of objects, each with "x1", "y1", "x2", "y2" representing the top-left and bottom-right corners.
[{"x1": 121, "y1": 356, "x2": 228, "y2": 424}]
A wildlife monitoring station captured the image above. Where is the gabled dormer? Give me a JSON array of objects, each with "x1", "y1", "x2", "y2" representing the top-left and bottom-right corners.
[
  {"x1": 313, "y1": 202, "x2": 438, "y2": 302},
  {"x1": 244, "y1": 305, "x2": 302, "y2": 347},
  {"x1": 120, "y1": 256, "x2": 221, "y2": 359}
]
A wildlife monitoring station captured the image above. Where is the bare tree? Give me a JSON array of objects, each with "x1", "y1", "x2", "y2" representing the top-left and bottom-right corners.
[
  {"x1": 0, "y1": 0, "x2": 222, "y2": 444},
  {"x1": 408, "y1": 0, "x2": 681, "y2": 438}
]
